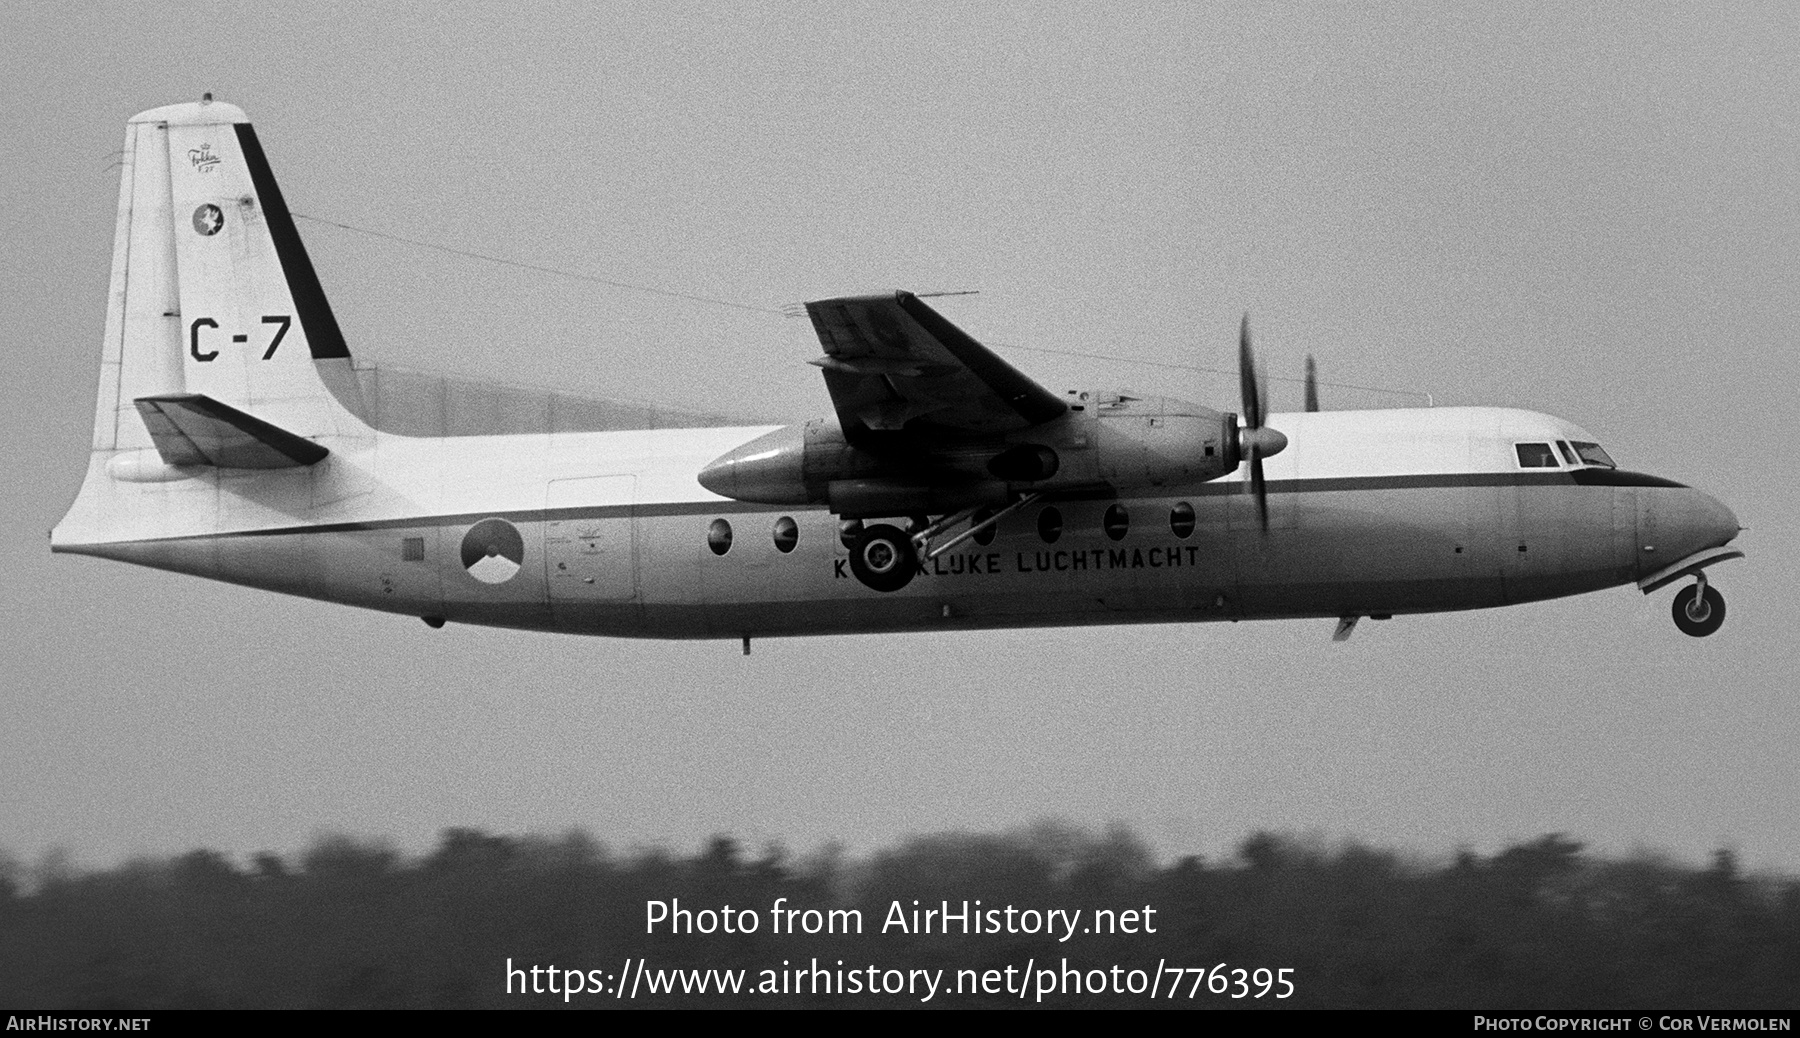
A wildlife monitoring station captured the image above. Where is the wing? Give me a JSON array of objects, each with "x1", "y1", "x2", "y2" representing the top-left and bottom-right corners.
[{"x1": 804, "y1": 292, "x2": 1067, "y2": 439}]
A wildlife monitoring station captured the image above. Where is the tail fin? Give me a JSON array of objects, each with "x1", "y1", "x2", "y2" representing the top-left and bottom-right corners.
[{"x1": 90, "y1": 97, "x2": 365, "y2": 455}]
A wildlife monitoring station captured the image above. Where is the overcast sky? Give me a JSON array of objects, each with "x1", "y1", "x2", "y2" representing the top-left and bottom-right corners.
[{"x1": 2, "y1": 2, "x2": 1796, "y2": 877}]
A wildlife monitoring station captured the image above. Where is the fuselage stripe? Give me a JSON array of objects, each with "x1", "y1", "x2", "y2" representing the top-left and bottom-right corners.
[{"x1": 76, "y1": 468, "x2": 1682, "y2": 545}]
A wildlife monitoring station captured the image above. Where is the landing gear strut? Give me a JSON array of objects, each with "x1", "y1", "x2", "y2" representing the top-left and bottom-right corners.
[{"x1": 1672, "y1": 574, "x2": 1726, "y2": 638}]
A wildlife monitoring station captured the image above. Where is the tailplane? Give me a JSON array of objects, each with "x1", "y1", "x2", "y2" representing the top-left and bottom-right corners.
[{"x1": 135, "y1": 394, "x2": 331, "y2": 468}]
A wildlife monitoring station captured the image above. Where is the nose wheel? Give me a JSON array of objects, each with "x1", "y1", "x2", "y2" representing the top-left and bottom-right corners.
[{"x1": 1671, "y1": 576, "x2": 1726, "y2": 638}]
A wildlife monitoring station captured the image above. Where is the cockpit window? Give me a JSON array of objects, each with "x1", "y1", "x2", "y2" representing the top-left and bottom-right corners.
[
  {"x1": 1514, "y1": 443, "x2": 1560, "y2": 468},
  {"x1": 1556, "y1": 441, "x2": 1578, "y2": 465},
  {"x1": 1570, "y1": 441, "x2": 1616, "y2": 469}
]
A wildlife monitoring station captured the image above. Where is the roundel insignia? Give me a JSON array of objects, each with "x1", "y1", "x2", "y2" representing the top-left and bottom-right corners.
[
  {"x1": 461, "y1": 518, "x2": 525, "y2": 584},
  {"x1": 192, "y1": 204, "x2": 224, "y2": 236}
]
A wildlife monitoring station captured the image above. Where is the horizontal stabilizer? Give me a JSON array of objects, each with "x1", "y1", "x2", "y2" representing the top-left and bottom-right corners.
[{"x1": 133, "y1": 394, "x2": 329, "y2": 469}]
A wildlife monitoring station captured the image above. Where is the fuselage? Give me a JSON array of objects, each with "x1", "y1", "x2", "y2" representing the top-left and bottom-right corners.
[{"x1": 51, "y1": 405, "x2": 1740, "y2": 639}]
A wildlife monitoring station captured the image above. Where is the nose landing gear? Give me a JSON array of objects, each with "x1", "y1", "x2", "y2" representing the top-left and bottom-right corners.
[{"x1": 1671, "y1": 573, "x2": 1726, "y2": 638}]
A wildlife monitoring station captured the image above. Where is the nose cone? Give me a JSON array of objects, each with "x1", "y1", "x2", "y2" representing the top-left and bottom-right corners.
[
  {"x1": 1647, "y1": 486, "x2": 1741, "y2": 566},
  {"x1": 1696, "y1": 491, "x2": 1741, "y2": 549}
]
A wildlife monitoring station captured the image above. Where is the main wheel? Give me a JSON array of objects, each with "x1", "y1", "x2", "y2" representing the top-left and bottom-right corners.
[
  {"x1": 849, "y1": 523, "x2": 917, "y2": 593},
  {"x1": 1672, "y1": 584, "x2": 1726, "y2": 637}
]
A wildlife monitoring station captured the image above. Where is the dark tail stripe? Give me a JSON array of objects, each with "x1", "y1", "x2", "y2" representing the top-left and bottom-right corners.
[{"x1": 234, "y1": 124, "x2": 350, "y2": 361}]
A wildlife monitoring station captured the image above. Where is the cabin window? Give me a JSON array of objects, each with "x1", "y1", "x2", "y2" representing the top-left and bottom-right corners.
[
  {"x1": 1570, "y1": 441, "x2": 1617, "y2": 469},
  {"x1": 1037, "y1": 506, "x2": 1063, "y2": 544},
  {"x1": 772, "y1": 516, "x2": 798, "y2": 554},
  {"x1": 1170, "y1": 502, "x2": 1196, "y2": 539},
  {"x1": 1103, "y1": 504, "x2": 1129, "y2": 541},
  {"x1": 707, "y1": 518, "x2": 733, "y2": 556},
  {"x1": 970, "y1": 508, "x2": 998, "y2": 546},
  {"x1": 401, "y1": 537, "x2": 425, "y2": 561},
  {"x1": 1514, "y1": 443, "x2": 1560, "y2": 468},
  {"x1": 1556, "y1": 441, "x2": 1579, "y2": 465}
]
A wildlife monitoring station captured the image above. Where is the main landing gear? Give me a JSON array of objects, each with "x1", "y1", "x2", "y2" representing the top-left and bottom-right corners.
[
  {"x1": 848, "y1": 524, "x2": 916, "y2": 593},
  {"x1": 844, "y1": 493, "x2": 1043, "y2": 593},
  {"x1": 1671, "y1": 573, "x2": 1726, "y2": 638}
]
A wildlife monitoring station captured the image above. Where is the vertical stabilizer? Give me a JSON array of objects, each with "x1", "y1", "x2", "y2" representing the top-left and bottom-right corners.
[
  {"x1": 94, "y1": 99, "x2": 366, "y2": 452},
  {"x1": 58, "y1": 99, "x2": 370, "y2": 552},
  {"x1": 94, "y1": 110, "x2": 184, "y2": 451}
]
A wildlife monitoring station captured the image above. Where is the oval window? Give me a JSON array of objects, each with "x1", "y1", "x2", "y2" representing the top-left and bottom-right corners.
[
  {"x1": 707, "y1": 518, "x2": 733, "y2": 556},
  {"x1": 971, "y1": 508, "x2": 997, "y2": 546},
  {"x1": 773, "y1": 516, "x2": 798, "y2": 553},
  {"x1": 1037, "y1": 506, "x2": 1063, "y2": 544},
  {"x1": 1170, "y1": 502, "x2": 1195, "y2": 539},
  {"x1": 1103, "y1": 504, "x2": 1129, "y2": 541}
]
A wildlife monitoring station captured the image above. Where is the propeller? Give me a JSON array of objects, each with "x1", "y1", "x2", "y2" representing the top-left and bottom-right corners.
[
  {"x1": 1304, "y1": 354, "x2": 1320, "y2": 412},
  {"x1": 1236, "y1": 314, "x2": 1288, "y2": 532}
]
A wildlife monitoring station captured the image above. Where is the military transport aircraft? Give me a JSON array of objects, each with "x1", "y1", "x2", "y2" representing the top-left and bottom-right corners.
[{"x1": 53, "y1": 99, "x2": 1745, "y2": 647}]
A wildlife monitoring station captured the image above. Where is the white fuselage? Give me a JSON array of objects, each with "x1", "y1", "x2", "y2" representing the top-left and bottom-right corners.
[{"x1": 51, "y1": 405, "x2": 1740, "y2": 639}]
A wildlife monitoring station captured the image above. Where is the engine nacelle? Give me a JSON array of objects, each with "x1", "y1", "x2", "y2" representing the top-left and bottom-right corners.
[
  {"x1": 826, "y1": 478, "x2": 1008, "y2": 517},
  {"x1": 696, "y1": 394, "x2": 1242, "y2": 515},
  {"x1": 1090, "y1": 395, "x2": 1236, "y2": 487},
  {"x1": 697, "y1": 419, "x2": 873, "y2": 506}
]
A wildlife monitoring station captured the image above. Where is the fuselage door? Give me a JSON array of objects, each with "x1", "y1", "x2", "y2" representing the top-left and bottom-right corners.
[{"x1": 545, "y1": 476, "x2": 638, "y2": 603}]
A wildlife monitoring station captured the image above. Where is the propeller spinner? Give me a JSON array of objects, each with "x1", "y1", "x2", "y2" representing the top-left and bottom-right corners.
[{"x1": 1235, "y1": 315, "x2": 1288, "y2": 531}]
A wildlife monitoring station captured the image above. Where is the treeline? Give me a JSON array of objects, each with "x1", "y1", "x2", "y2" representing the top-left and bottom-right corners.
[{"x1": 0, "y1": 825, "x2": 1794, "y2": 1008}]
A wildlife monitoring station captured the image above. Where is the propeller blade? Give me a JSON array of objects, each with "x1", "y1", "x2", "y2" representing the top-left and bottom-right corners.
[
  {"x1": 1233, "y1": 312, "x2": 1284, "y2": 532},
  {"x1": 1251, "y1": 451, "x2": 1269, "y2": 532},
  {"x1": 1238, "y1": 313, "x2": 1261, "y2": 428},
  {"x1": 1304, "y1": 354, "x2": 1319, "y2": 412}
]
